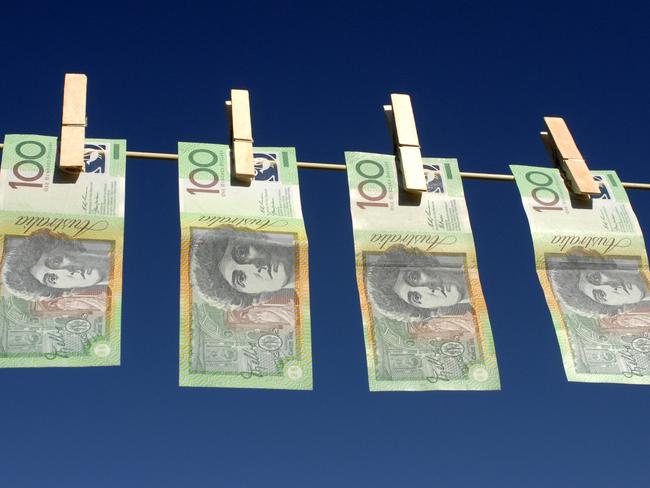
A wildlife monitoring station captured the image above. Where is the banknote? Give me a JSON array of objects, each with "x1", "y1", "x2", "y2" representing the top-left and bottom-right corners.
[
  {"x1": 0, "y1": 134, "x2": 126, "y2": 367},
  {"x1": 346, "y1": 152, "x2": 500, "y2": 391},
  {"x1": 179, "y1": 145, "x2": 312, "y2": 389},
  {"x1": 512, "y1": 165, "x2": 650, "y2": 383}
]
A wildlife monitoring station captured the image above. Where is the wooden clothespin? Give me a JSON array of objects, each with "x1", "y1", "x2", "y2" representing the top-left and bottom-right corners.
[
  {"x1": 540, "y1": 116, "x2": 600, "y2": 196},
  {"x1": 383, "y1": 93, "x2": 427, "y2": 194},
  {"x1": 59, "y1": 73, "x2": 87, "y2": 172},
  {"x1": 225, "y1": 89, "x2": 255, "y2": 183}
]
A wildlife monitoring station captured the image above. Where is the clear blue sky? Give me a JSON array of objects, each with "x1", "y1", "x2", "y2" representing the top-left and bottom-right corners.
[{"x1": 1, "y1": 1, "x2": 649, "y2": 486}]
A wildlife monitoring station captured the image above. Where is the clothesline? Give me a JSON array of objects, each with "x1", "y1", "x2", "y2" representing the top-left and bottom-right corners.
[{"x1": 1, "y1": 143, "x2": 649, "y2": 190}]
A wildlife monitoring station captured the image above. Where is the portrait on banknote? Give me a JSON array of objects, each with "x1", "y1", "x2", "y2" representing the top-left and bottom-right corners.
[
  {"x1": 365, "y1": 245, "x2": 473, "y2": 323},
  {"x1": 546, "y1": 249, "x2": 650, "y2": 376},
  {"x1": 191, "y1": 227, "x2": 296, "y2": 311},
  {"x1": 0, "y1": 229, "x2": 114, "y2": 359},
  {"x1": 547, "y1": 250, "x2": 650, "y2": 319},
  {"x1": 189, "y1": 227, "x2": 300, "y2": 377},
  {"x1": 1, "y1": 229, "x2": 113, "y2": 305},
  {"x1": 363, "y1": 246, "x2": 486, "y2": 383}
]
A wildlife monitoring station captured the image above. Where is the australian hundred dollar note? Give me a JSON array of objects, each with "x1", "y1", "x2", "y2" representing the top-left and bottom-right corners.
[
  {"x1": 346, "y1": 152, "x2": 500, "y2": 391},
  {"x1": 179, "y1": 144, "x2": 312, "y2": 389},
  {"x1": 0, "y1": 135, "x2": 126, "y2": 366},
  {"x1": 512, "y1": 164, "x2": 650, "y2": 384}
]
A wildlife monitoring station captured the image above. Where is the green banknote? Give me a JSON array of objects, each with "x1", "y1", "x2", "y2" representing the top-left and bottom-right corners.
[
  {"x1": 346, "y1": 152, "x2": 500, "y2": 391},
  {"x1": 512, "y1": 165, "x2": 650, "y2": 383},
  {"x1": 179, "y1": 144, "x2": 312, "y2": 389},
  {"x1": 0, "y1": 135, "x2": 126, "y2": 367}
]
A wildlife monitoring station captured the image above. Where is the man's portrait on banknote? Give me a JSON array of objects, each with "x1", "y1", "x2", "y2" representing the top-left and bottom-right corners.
[
  {"x1": 191, "y1": 227, "x2": 296, "y2": 311},
  {"x1": 365, "y1": 245, "x2": 473, "y2": 322},
  {"x1": 548, "y1": 249, "x2": 650, "y2": 318},
  {"x1": 1, "y1": 229, "x2": 113, "y2": 302}
]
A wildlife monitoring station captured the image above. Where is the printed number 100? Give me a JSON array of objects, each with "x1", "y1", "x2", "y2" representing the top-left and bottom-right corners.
[
  {"x1": 355, "y1": 160, "x2": 388, "y2": 210},
  {"x1": 186, "y1": 149, "x2": 220, "y2": 195},
  {"x1": 525, "y1": 170, "x2": 564, "y2": 212},
  {"x1": 10, "y1": 141, "x2": 46, "y2": 190}
]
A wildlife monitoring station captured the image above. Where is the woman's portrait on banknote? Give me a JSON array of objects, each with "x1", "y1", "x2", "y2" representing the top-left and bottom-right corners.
[
  {"x1": 365, "y1": 245, "x2": 472, "y2": 323},
  {"x1": 191, "y1": 227, "x2": 296, "y2": 311},
  {"x1": 548, "y1": 249, "x2": 650, "y2": 318},
  {"x1": 1, "y1": 229, "x2": 113, "y2": 302}
]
